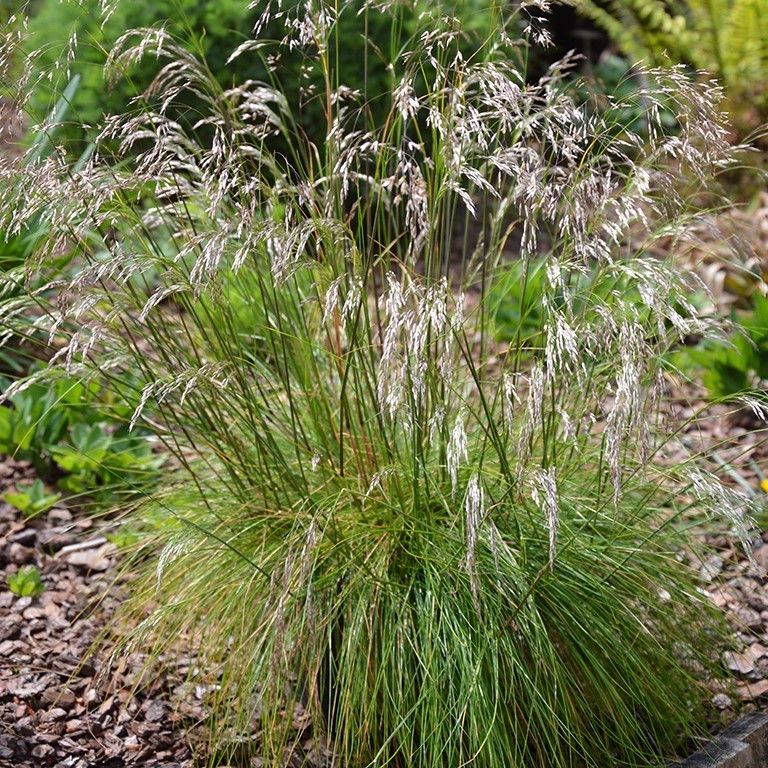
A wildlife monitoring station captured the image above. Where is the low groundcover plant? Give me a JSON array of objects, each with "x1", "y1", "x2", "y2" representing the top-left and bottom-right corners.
[{"x1": 0, "y1": 1, "x2": 758, "y2": 766}]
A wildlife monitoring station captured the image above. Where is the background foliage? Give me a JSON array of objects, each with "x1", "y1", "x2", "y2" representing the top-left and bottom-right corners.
[{"x1": 568, "y1": 0, "x2": 768, "y2": 129}]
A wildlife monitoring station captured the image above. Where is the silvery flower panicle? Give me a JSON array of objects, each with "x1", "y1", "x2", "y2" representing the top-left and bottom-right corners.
[
  {"x1": 447, "y1": 411, "x2": 469, "y2": 497},
  {"x1": 408, "y1": 279, "x2": 448, "y2": 398},
  {"x1": 341, "y1": 276, "x2": 364, "y2": 323},
  {"x1": 465, "y1": 474, "x2": 485, "y2": 607},
  {"x1": 332, "y1": 130, "x2": 384, "y2": 208},
  {"x1": 689, "y1": 471, "x2": 756, "y2": 560},
  {"x1": 156, "y1": 535, "x2": 192, "y2": 591},
  {"x1": 556, "y1": 405, "x2": 577, "y2": 444},
  {"x1": 501, "y1": 372, "x2": 521, "y2": 433},
  {"x1": 530, "y1": 467, "x2": 558, "y2": 569},
  {"x1": 270, "y1": 543, "x2": 296, "y2": 674},
  {"x1": 516, "y1": 360, "x2": 545, "y2": 481},
  {"x1": 544, "y1": 304, "x2": 586, "y2": 382},
  {"x1": 130, "y1": 363, "x2": 232, "y2": 431},
  {"x1": 225, "y1": 81, "x2": 290, "y2": 143},
  {"x1": 624, "y1": 258, "x2": 712, "y2": 342},
  {"x1": 359, "y1": 0, "x2": 399, "y2": 12},
  {"x1": 523, "y1": 14, "x2": 552, "y2": 47},
  {"x1": 393, "y1": 77, "x2": 420, "y2": 123},
  {"x1": 377, "y1": 275, "x2": 454, "y2": 422},
  {"x1": 272, "y1": 219, "x2": 351, "y2": 283},
  {"x1": 604, "y1": 321, "x2": 654, "y2": 504},
  {"x1": 299, "y1": 517, "x2": 318, "y2": 627},
  {"x1": 378, "y1": 273, "x2": 406, "y2": 418},
  {"x1": 393, "y1": 143, "x2": 429, "y2": 260},
  {"x1": 651, "y1": 66, "x2": 733, "y2": 176},
  {"x1": 106, "y1": 28, "x2": 175, "y2": 89},
  {"x1": 428, "y1": 406, "x2": 446, "y2": 446},
  {"x1": 323, "y1": 275, "x2": 344, "y2": 325},
  {"x1": 188, "y1": 228, "x2": 232, "y2": 296},
  {"x1": 737, "y1": 396, "x2": 768, "y2": 422}
]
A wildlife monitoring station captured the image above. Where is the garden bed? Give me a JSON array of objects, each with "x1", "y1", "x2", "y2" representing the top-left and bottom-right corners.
[{"x1": 3, "y1": 392, "x2": 768, "y2": 767}]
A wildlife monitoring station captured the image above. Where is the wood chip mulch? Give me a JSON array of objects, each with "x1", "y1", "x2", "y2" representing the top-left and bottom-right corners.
[{"x1": 0, "y1": 456, "x2": 199, "y2": 768}]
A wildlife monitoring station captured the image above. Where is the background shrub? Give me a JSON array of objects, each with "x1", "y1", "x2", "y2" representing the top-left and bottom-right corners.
[
  {"x1": 567, "y1": 0, "x2": 768, "y2": 133},
  {"x1": 24, "y1": 0, "x2": 259, "y2": 149},
  {"x1": 23, "y1": 0, "x2": 503, "y2": 152}
]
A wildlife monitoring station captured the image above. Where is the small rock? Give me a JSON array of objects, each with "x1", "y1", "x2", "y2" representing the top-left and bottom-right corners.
[
  {"x1": 40, "y1": 707, "x2": 68, "y2": 723},
  {"x1": 42, "y1": 687, "x2": 76, "y2": 707},
  {"x1": 62, "y1": 545, "x2": 115, "y2": 572},
  {"x1": 53, "y1": 757, "x2": 89, "y2": 768},
  {"x1": 22, "y1": 605, "x2": 47, "y2": 621},
  {"x1": 65, "y1": 719, "x2": 85, "y2": 733},
  {"x1": 8, "y1": 543, "x2": 36, "y2": 564},
  {"x1": 39, "y1": 528, "x2": 79, "y2": 554},
  {"x1": 46, "y1": 507, "x2": 73, "y2": 525},
  {"x1": 12, "y1": 674, "x2": 59, "y2": 698},
  {"x1": 750, "y1": 643, "x2": 768, "y2": 659},
  {"x1": 712, "y1": 693, "x2": 732, "y2": 709},
  {"x1": 754, "y1": 544, "x2": 768, "y2": 571},
  {"x1": 9, "y1": 528, "x2": 39, "y2": 547},
  {"x1": 0, "y1": 639, "x2": 22, "y2": 656},
  {"x1": 700, "y1": 555, "x2": 723, "y2": 581},
  {"x1": 738, "y1": 678, "x2": 768, "y2": 699},
  {"x1": 747, "y1": 594, "x2": 768, "y2": 612},
  {"x1": 144, "y1": 700, "x2": 166, "y2": 723},
  {"x1": 14, "y1": 714, "x2": 36, "y2": 735},
  {"x1": 736, "y1": 607, "x2": 763, "y2": 630},
  {"x1": 0, "y1": 615, "x2": 22, "y2": 641},
  {"x1": 124, "y1": 734, "x2": 140, "y2": 751},
  {"x1": 32, "y1": 743, "x2": 55, "y2": 758},
  {"x1": 13, "y1": 596, "x2": 33, "y2": 611}
]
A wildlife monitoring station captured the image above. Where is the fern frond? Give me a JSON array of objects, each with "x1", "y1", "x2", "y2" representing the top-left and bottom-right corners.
[
  {"x1": 571, "y1": 0, "x2": 768, "y2": 114},
  {"x1": 720, "y1": 0, "x2": 768, "y2": 98},
  {"x1": 567, "y1": 0, "x2": 693, "y2": 66}
]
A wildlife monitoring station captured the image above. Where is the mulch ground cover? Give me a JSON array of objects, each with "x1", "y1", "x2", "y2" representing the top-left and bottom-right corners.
[{"x1": 0, "y1": 456, "x2": 201, "y2": 768}]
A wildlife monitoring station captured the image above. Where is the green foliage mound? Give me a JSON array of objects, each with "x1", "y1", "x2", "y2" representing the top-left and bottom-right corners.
[
  {"x1": 24, "y1": 0, "x2": 259, "y2": 146},
  {"x1": 23, "y1": 0, "x2": 499, "y2": 150}
]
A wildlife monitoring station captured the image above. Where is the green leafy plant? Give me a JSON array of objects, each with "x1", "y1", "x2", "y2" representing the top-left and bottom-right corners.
[
  {"x1": 3, "y1": 478, "x2": 61, "y2": 518},
  {"x1": 1, "y1": 2, "x2": 752, "y2": 767},
  {"x1": 0, "y1": 371, "x2": 162, "y2": 503},
  {"x1": 6, "y1": 565, "x2": 45, "y2": 599},
  {"x1": 0, "y1": 374, "x2": 86, "y2": 469},
  {"x1": 0, "y1": 75, "x2": 90, "y2": 376},
  {"x1": 671, "y1": 293, "x2": 768, "y2": 400},
  {"x1": 51, "y1": 423, "x2": 164, "y2": 500}
]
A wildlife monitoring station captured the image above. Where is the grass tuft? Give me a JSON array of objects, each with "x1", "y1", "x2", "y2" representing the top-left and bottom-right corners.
[{"x1": 0, "y1": 1, "x2": 754, "y2": 766}]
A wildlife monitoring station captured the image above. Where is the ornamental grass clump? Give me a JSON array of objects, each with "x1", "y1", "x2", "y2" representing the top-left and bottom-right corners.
[{"x1": 0, "y1": 1, "x2": 755, "y2": 766}]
